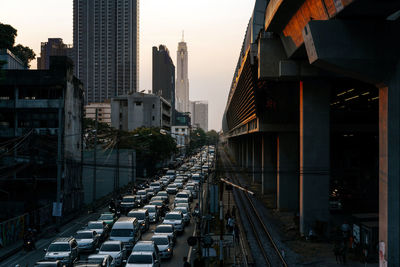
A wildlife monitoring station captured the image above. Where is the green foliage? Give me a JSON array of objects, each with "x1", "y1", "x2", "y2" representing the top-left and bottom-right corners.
[
  {"x1": 0, "y1": 23, "x2": 17, "y2": 49},
  {"x1": 206, "y1": 130, "x2": 219, "y2": 145},
  {"x1": 10, "y1": 44, "x2": 35, "y2": 68}
]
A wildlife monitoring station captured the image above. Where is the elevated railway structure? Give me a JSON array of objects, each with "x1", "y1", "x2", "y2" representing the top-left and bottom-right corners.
[{"x1": 222, "y1": 0, "x2": 400, "y2": 265}]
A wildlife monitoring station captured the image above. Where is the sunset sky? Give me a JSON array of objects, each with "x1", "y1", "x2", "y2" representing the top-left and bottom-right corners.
[{"x1": 0, "y1": 0, "x2": 255, "y2": 130}]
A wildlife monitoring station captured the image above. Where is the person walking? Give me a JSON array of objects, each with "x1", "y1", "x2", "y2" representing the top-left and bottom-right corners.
[{"x1": 333, "y1": 241, "x2": 342, "y2": 264}]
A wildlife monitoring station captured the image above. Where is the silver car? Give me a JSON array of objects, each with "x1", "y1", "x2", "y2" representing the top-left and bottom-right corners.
[
  {"x1": 162, "y1": 211, "x2": 184, "y2": 233},
  {"x1": 98, "y1": 241, "x2": 127, "y2": 266},
  {"x1": 151, "y1": 235, "x2": 173, "y2": 259},
  {"x1": 144, "y1": 205, "x2": 159, "y2": 223},
  {"x1": 75, "y1": 230, "x2": 100, "y2": 252}
]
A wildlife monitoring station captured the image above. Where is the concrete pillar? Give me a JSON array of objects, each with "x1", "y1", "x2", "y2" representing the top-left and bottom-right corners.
[
  {"x1": 262, "y1": 134, "x2": 277, "y2": 194},
  {"x1": 253, "y1": 134, "x2": 262, "y2": 183},
  {"x1": 277, "y1": 132, "x2": 299, "y2": 211},
  {"x1": 299, "y1": 80, "x2": 330, "y2": 236},
  {"x1": 379, "y1": 62, "x2": 400, "y2": 266},
  {"x1": 241, "y1": 138, "x2": 246, "y2": 168},
  {"x1": 246, "y1": 136, "x2": 252, "y2": 169}
]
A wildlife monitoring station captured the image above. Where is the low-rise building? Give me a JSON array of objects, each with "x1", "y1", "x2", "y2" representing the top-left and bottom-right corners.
[
  {"x1": 171, "y1": 111, "x2": 191, "y2": 154},
  {"x1": 0, "y1": 56, "x2": 84, "y2": 217},
  {"x1": 0, "y1": 49, "x2": 25, "y2": 70},
  {"x1": 111, "y1": 92, "x2": 171, "y2": 131},
  {"x1": 84, "y1": 102, "x2": 111, "y2": 125}
]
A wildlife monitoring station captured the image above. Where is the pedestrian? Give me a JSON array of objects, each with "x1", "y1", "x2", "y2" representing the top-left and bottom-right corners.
[
  {"x1": 234, "y1": 224, "x2": 240, "y2": 241},
  {"x1": 341, "y1": 221, "x2": 350, "y2": 240},
  {"x1": 228, "y1": 217, "x2": 235, "y2": 233},
  {"x1": 340, "y1": 241, "x2": 348, "y2": 265},
  {"x1": 231, "y1": 205, "x2": 236, "y2": 218},
  {"x1": 183, "y1": 256, "x2": 191, "y2": 267}
]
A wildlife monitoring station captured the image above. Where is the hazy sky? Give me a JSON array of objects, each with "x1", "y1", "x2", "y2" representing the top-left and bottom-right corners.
[{"x1": 0, "y1": 0, "x2": 255, "y2": 130}]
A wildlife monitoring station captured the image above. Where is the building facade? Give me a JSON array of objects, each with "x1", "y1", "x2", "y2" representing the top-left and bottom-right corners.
[
  {"x1": 152, "y1": 45, "x2": 175, "y2": 109},
  {"x1": 0, "y1": 49, "x2": 25, "y2": 70},
  {"x1": 190, "y1": 100, "x2": 208, "y2": 131},
  {"x1": 84, "y1": 102, "x2": 111, "y2": 125},
  {"x1": 0, "y1": 56, "x2": 84, "y2": 218},
  {"x1": 111, "y1": 92, "x2": 171, "y2": 132},
  {"x1": 171, "y1": 111, "x2": 191, "y2": 154},
  {"x1": 73, "y1": 0, "x2": 139, "y2": 104},
  {"x1": 175, "y1": 39, "x2": 189, "y2": 113},
  {"x1": 37, "y1": 38, "x2": 73, "y2": 70}
]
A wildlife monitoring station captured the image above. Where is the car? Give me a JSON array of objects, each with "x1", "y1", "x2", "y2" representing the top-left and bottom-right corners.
[
  {"x1": 149, "y1": 182, "x2": 161, "y2": 193},
  {"x1": 44, "y1": 237, "x2": 79, "y2": 266},
  {"x1": 153, "y1": 224, "x2": 176, "y2": 245},
  {"x1": 166, "y1": 184, "x2": 177, "y2": 194},
  {"x1": 144, "y1": 188, "x2": 155, "y2": 199},
  {"x1": 174, "y1": 181, "x2": 183, "y2": 189},
  {"x1": 97, "y1": 241, "x2": 127, "y2": 267},
  {"x1": 151, "y1": 235, "x2": 173, "y2": 259},
  {"x1": 174, "y1": 198, "x2": 190, "y2": 208},
  {"x1": 136, "y1": 190, "x2": 148, "y2": 204},
  {"x1": 159, "y1": 178, "x2": 169, "y2": 186},
  {"x1": 174, "y1": 207, "x2": 190, "y2": 225},
  {"x1": 165, "y1": 169, "x2": 176, "y2": 178},
  {"x1": 143, "y1": 205, "x2": 159, "y2": 223},
  {"x1": 120, "y1": 195, "x2": 139, "y2": 213},
  {"x1": 151, "y1": 196, "x2": 168, "y2": 205},
  {"x1": 74, "y1": 230, "x2": 100, "y2": 253},
  {"x1": 87, "y1": 254, "x2": 116, "y2": 267},
  {"x1": 175, "y1": 202, "x2": 190, "y2": 210},
  {"x1": 86, "y1": 221, "x2": 109, "y2": 241},
  {"x1": 132, "y1": 241, "x2": 160, "y2": 262},
  {"x1": 185, "y1": 185, "x2": 198, "y2": 198},
  {"x1": 34, "y1": 260, "x2": 63, "y2": 267},
  {"x1": 175, "y1": 192, "x2": 190, "y2": 202},
  {"x1": 109, "y1": 217, "x2": 141, "y2": 251},
  {"x1": 162, "y1": 211, "x2": 184, "y2": 233},
  {"x1": 125, "y1": 251, "x2": 160, "y2": 267},
  {"x1": 127, "y1": 209, "x2": 150, "y2": 232},
  {"x1": 98, "y1": 213, "x2": 117, "y2": 227}
]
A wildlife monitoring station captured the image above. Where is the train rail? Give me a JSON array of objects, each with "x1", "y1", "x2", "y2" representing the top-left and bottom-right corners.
[{"x1": 221, "y1": 150, "x2": 288, "y2": 267}]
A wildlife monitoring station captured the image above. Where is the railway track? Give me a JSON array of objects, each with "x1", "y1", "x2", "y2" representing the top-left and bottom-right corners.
[{"x1": 221, "y1": 150, "x2": 288, "y2": 267}]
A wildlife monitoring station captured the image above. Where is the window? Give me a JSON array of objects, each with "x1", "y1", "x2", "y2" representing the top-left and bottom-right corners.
[
  {"x1": 152, "y1": 116, "x2": 155, "y2": 121},
  {"x1": 152, "y1": 104, "x2": 155, "y2": 109}
]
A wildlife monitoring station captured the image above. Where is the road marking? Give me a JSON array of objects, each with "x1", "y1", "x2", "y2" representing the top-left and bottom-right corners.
[{"x1": 187, "y1": 226, "x2": 197, "y2": 262}]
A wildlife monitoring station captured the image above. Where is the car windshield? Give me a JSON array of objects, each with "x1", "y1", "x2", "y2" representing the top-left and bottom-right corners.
[
  {"x1": 176, "y1": 193, "x2": 187, "y2": 198},
  {"x1": 137, "y1": 191, "x2": 146, "y2": 195},
  {"x1": 129, "y1": 212, "x2": 145, "y2": 219},
  {"x1": 88, "y1": 223, "x2": 103, "y2": 229},
  {"x1": 150, "y1": 183, "x2": 159, "y2": 186},
  {"x1": 165, "y1": 213, "x2": 181, "y2": 220},
  {"x1": 128, "y1": 254, "x2": 152, "y2": 264},
  {"x1": 99, "y1": 214, "x2": 114, "y2": 220},
  {"x1": 176, "y1": 199, "x2": 187, "y2": 203},
  {"x1": 47, "y1": 243, "x2": 70, "y2": 252},
  {"x1": 123, "y1": 197, "x2": 135, "y2": 202},
  {"x1": 87, "y1": 258, "x2": 105, "y2": 264},
  {"x1": 100, "y1": 243, "x2": 120, "y2": 251},
  {"x1": 151, "y1": 201, "x2": 163, "y2": 205},
  {"x1": 158, "y1": 192, "x2": 167, "y2": 196},
  {"x1": 75, "y1": 232, "x2": 93, "y2": 239},
  {"x1": 133, "y1": 243, "x2": 153, "y2": 251},
  {"x1": 175, "y1": 208, "x2": 187, "y2": 214},
  {"x1": 152, "y1": 237, "x2": 169, "y2": 245},
  {"x1": 144, "y1": 206, "x2": 156, "y2": 212},
  {"x1": 155, "y1": 226, "x2": 172, "y2": 233},
  {"x1": 168, "y1": 185, "x2": 176, "y2": 188},
  {"x1": 110, "y1": 229, "x2": 134, "y2": 237},
  {"x1": 187, "y1": 186, "x2": 194, "y2": 190}
]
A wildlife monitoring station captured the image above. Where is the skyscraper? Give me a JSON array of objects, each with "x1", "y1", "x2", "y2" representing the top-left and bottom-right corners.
[
  {"x1": 175, "y1": 36, "x2": 189, "y2": 113},
  {"x1": 73, "y1": 0, "x2": 139, "y2": 104},
  {"x1": 152, "y1": 45, "x2": 175, "y2": 110},
  {"x1": 190, "y1": 100, "x2": 209, "y2": 132}
]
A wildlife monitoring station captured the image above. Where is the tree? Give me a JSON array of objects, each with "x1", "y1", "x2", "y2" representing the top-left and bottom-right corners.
[
  {"x1": 0, "y1": 23, "x2": 17, "y2": 49},
  {"x1": 189, "y1": 128, "x2": 207, "y2": 153},
  {"x1": 206, "y1": 130, "x2": 219, "y2": 145},
  {"x1": 10, "y1": 44, "x2": 35, "y2": 68}
]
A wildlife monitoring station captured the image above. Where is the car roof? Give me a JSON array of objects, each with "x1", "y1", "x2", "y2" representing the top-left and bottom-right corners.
[
  {"x1": 102, "y1": 240, "x2": 122, "y2": 245},
  {"x1": 129, "y1": 209, "x2": 147, "y2": 213},
  {"x1": 156, "y1": 224, "x2": 173, "y2": 228},
  {"x1": 77, "y1": 230, "x2": 94, "y2": 234},
  {"x1": 167, "y1": 211, "x2": 182, "y2": 215},
  {"x1": 130, "y1": 251, "x2": 154, "y2": 256},
  {"x1": 52, "y1": 237, "x2": 74, "y2": 243}
]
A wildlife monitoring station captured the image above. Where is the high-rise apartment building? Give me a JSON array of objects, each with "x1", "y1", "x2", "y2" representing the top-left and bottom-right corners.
[
  {"x1": 152, "y1": 45, "x2": 175, "y2": 109},
  {"x1": 73, "y1": 0, "x2": 139, "y2": 104},
  {"x1": 175, "y1": 38, "x2": 189, "y2": 113},
  {"x1": 190, "y1": 100, "x2": 208, "y2": 132},
  {"x1": 37, "y1": 38, "x2": 73, "y2": 70}
]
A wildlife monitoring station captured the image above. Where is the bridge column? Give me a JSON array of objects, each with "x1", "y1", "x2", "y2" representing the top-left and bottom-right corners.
[
  {"x1": 253, "y1": 134, "x2": 262, "y2": 183},
  {"x1": 299, "y1": 80, "x2": 330, "y2": 236},
  {"x1": 379, "y1": 62, "x2": 400, "y2": 266},
  {"x1": 277, "y1": 132, "x2": 299, "y2": 211},
  {"x1": 246, "y1": 136, "x2": 252, "y2": 170},
  {"x1": 241, "y1": 138, "x2": 246, "y2": 168},
  {"x1": 262, "y1": 134, "x2": 277, "y2": 195}
]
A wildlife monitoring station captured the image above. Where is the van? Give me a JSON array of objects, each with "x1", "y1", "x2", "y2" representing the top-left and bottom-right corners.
[{"x1": 109, "y1": 217, "x2": 141, "y2": 251}]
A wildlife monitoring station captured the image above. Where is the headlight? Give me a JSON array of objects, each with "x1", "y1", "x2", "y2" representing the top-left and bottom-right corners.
[{"x1": 167, "y1": 248, "x2": 171, "y2": 252}]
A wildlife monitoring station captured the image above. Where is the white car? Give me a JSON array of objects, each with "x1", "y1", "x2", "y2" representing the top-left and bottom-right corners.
[
  {"x1": 98, "y1": 241, "x2": 127, "y2": 266},
  {"x1": 87, "y1": 254, "x2": 116, "y2": 267},
  {"x1": 151, "y1": 235, "x2": 173, "y2": 259},
  {"x1": 126, "y1": 251, "x2": 160, "y2": 267},
  {"x1": 162, "y1": 211, "x2": 184, "y2": 233}
]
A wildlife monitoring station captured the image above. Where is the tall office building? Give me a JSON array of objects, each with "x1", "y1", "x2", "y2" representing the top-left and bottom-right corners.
[
  {"x1": 190, "y1": 100, "x2": 208, "y2": 132},
  {"x1": 73, "y1": 0, "x2": 139, "y2": 104},
  {"x1": 152, "y1": 45, "x2": 175, "y2": 110},
  {"x1": 175, "y1": 37, "x2": 189, "y2": 113},
  {"x1": 37, "y1": 38, "x2": 73, "y2": 70}
]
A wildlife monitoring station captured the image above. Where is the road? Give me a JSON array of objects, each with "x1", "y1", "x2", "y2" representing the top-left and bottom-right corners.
[{"x1": 0, "y1": 184, "x2": 204, "y2": 267}]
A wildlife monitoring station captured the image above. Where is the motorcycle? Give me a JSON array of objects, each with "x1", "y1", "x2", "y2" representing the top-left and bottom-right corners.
[{"x1": 23, "y1": 237, "x2": 35, "y2": 251}]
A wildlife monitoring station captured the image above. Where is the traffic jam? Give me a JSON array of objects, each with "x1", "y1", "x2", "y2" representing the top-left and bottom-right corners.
[{"x1": 32, "y1": 146, "x2": 215, "y2": 267}]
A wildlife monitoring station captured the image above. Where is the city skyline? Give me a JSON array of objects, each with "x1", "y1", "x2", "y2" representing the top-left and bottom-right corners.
[{"x1": 0, "y1": 0, "x2": 256, "y2": 130}]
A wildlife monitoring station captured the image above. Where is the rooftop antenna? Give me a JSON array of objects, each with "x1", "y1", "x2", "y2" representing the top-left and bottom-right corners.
[{"x1": 182, "y1": 30, "x2": 184, "y2": 42}]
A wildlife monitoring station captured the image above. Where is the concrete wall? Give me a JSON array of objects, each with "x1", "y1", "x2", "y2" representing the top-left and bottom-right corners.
[{"x1": 82, "y1": 149, "x2": 135, "y2": 204}]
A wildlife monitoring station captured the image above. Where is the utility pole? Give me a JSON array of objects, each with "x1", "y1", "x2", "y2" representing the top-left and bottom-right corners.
[
  {"x1": 131, "y1": 150, "x2": 136, "y2": 185},
  {"x1": 92, "y1": 108, "x2": 98, "y2": 206},
  {"x1": 115, "y1": 131, "x2": 120, "y2": 194},
  {"x1": 56, "y1": 105, "x2": 63, "y2": 226}
]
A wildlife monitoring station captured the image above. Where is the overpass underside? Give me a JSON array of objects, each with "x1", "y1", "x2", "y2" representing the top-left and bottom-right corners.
[{"x1": 223, "y1": 0, "x2": 400, "y2": 265}]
